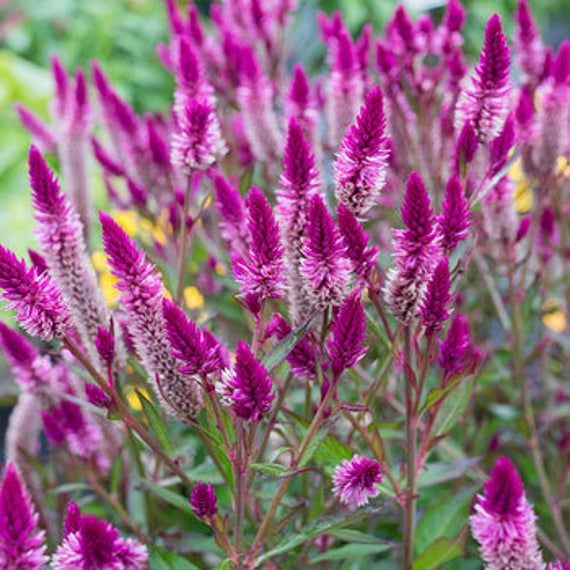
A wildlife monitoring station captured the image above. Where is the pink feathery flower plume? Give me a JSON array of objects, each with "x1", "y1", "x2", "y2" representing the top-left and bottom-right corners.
[
  {"x1": 482, "y1": 177, "x2": 518, "y2": 259},
  {"x1": 163, "y1": 299, "x2": 222, "y2": 377},
  {"x1": 14, "y1": 104, "x2": 56, "y2": 154},
  {"x1": 277, "y1": 119, "x2": 320, "y2": 323},
  {"x1": 454, "y1": 121, "x2": 478, "y2": 175},
  {"x1": 0, "y1": 464, "x2": 48, "y2": 568},
  {"x1": 29, "y1": 146, "x2": 113, "y2": 371},
  {"x1": 420, "y1": 259, "x2": 452, "y2": 338},
  {"x1": 218, "y1": 340, "x2": 274, "y2": 422},
  {"x1": 547, "y1": 563, "x2": 570, "y2": 570},
  {"x1": 470, "y1": 456, "x2": 544, "y2": 570},
  {"x1": 237, "y1": 44, "x2": 282, "y2": 162},
  {"x1": 515, "y1": 0, "x2": 545, "y2": 84},
  {"x1": 438, "y1": 175, "x2": 470, "y2": 253},
  {"x1": 337, "y1": 203, "x2": 377, "y2": 284},
  {"x1": 100, "y1": 212, "x2": 202, "y2": 421},
  {"x1": 0, "y1": 244, "x2": 70, "y2": 341},
  {"x1": 327, "y1": 31, "x2": 365, "y2": 150},
  {"x1": 326, "y1": 292, "x2": 367, "y2": 378},
  {"x1": 489, "y1": 113, "x2": 515, "y2": 175},
  {"x1": 190, "y1": 482, "x2": 218, "y2": 519},
  {"x1": 455, "y1": 14, "x2": 511, "y2": 144},
  {"x1": 332, "y1": 455, "x2": 383, "y2": 509},
  {"x1": 52, "y1": 502, "x2": 147, "y2": 570},
  {"x1": 0, "y1": 322, "x2": 41, "y2": 392},
  {"x1": 301, "y1": 194, "x2": 352, "y2": 311},
  {"x1": 266, "y1": 314, "x2": 317, "y2": 380},
  {"x1": 439, "y1": 313, "x2": 481, "y2": 382},
  {"x1": 334, "y1": 85, "x2": 389, "y2": 218},
  {"x1": 214, "y1": 173, "x2": 249, "y2": 254},
  {"x1": 232, "y1": 187, "x2": 285, "y2": 302},
  {"x1": 384, "y1": 172, "x2": 441, "y2": 325}
]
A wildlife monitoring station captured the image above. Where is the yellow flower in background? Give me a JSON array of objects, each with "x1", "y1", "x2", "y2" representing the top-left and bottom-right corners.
[
  {"x1": 509, "y1": 159, "x2": 533, "y2": 213},
  {"x1": 112, "y1": 210, "x2": 139, "y2": 237},
  {"x1": 556, "y1": 156, "x2": 570, "y2": 178},
  {"x1": 125, "y1": 386, "x2": 151, "y2": 412},
  {"x1": 184, "y1": 286, "x2": 205, "y2": 309},
  {"x1": 215, "y1": 262, "x2": 227, "y2": 277},
  {"x1": 100, "y1": 272, "x2": 120, "y2": 307},
  {"x1": 91, "y1": 251, "x2": 108, "y2": 272},
  {"x1": 542, "y1": 299, "x2": 567, "y2": 333}
]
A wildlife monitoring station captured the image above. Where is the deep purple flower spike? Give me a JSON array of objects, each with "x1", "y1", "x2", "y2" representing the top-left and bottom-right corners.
[
  {"x1": 438, "y1": 175, "x2": 470, "y2": 253},
  {"x1": 52, "y1": 502, "x2": 147, "y2": 569},
  {"x1": 470, "y1": 456, "x2": 543, "y2": 569},
  {"x1": 455, "y1": 14, "x2": 510, "y2": 143},
  {"x1": 334, "y1": 85, "x2": 389, "y2": 219},
  {"x1": 439, "y1": 313, "x2": 481, "y2": 381},
  {"x1": 515, "y1": 0, "x2": 545, "y2": 84},
  {"x1": 332, "y1": 455, "x2": 383, "y2": 509},
  {"x1": 232, "y1": 187, "x2": 285, "y2": 301},
  {"x1": 0, "y1": 244, "x2": 70, "y2": 340},
  {"x1": 214, "y1": 174, "x2": 249, "y2": 254},
  {"x1": 218, "y1": 340, "x2": 274, "y2": 422},
  {"x1": 15, "y1": 104, "x2": 56, "y2": 153},
  {"x1": 454, "y1": 121, "x2": 478, "y2": 175},
  {"x1": 190, "y1": 482, "x2": 218, "y2": 518},
  {"x1": 163, "y1": 299, "x2": 222, "y2": 377},
  {"x1": 301, "y1": 194, "x2": 352, "y2": 311},
  {"x1": 100, "y1": 211, "x2": 202, "y2": 420},
  {"x1": 0, "y1": 463, "x2": 48, "y2": 568},
  {"x1": 95, "y1": 326, "x2": 115, "y2": 367},
  {"x1": 420, "y1": 259, "x2": 452, "y2": 338},
  {"x1": 489, "y1": 113, "x2": 515, "y2": 173},
  {"x1": 326, "y1": 291, "x2": 367, "y2": 378}
]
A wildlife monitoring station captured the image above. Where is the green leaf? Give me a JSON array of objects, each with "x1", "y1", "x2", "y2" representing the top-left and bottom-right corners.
[
  {"x1": 262, "y1": 313, "x2": 316, "y2": 372},
  {"x1": 329, "y1": 529, "x2": 386, "y2": 544},
  {"x1": 310, "y1": 543, "x2": 391, "y2": 563},
  {"x1": 137, "y1": 390, "x2": 174, "y2": 454},
  {"x1": 256, "y1": 505, "x2": 384, "y2": 564},
  {"x1": 415, "y1": 487, "x2": 475, "y2": 554},
  {"x1": 251, "y1": 463, "x2": 292, "y2": 477},
  {"x1": 412, "y1": 536, "x2": 463, "y2": 570},
  {"x1": 433, "y1": 378, "x2": 474, "y2": 436},
  {"x1": 365, "y1": 309, "x2": 391, "y2": 351},
  {"x1": 418, "y1": 458, "x2": 480, "y2": 488},
  {"x1": 298, "y1": 415, "x2": 340, "y2": 468},
  {"x1": 148, "y1": 546, "x2": 200, "y2": 569}
]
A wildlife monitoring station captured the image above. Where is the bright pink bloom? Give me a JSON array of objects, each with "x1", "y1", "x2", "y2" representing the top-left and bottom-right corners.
[
  {"x1": 332, "y1": 455, "x2": 383, "y2": 509},
  {"x1": 334, "y1": 85, "x2": 389, "y2": 218},
  {"x1": 214, "y1": 174, "x2": 249, "y2": 254},
  {"x1": 455, "y1": 14, "x2": 510, "y2": 143},
  {"x1": 190, "y1": 482, "x2": 218, "y2": 518},
  {"x1": 470, "y1": 456, "x2": 543, "y2": 570},
  {"x1": 15, "y1": 104, "x2": 56, "y2": 153},
  {"x1": 420, "y1": 259, "x2": 452, "y2": 338},
  {"x1": 218, "y1": 340, "x2": 274, "y2": 422},
  {"x1": 0, "y1": 464, "x2": 48, "y2": 568},
  {"x1": 438, "y1": 175, "x2": 470, "y2": 253},
  {"x1": 439, "y1": 313, "x2": 481, "y2": 381},
  {"x1": 489, "y1": 114, "x2": 515, "y2": 174},
  {"x1": 515, "y1": 0, "x2": 545, "y2": 84},
  {"x1": 454, "y1": 121, "x2": 478, "y2": 174},
  {"x1": 52, "y1": 502, "x2": 147, "y2": 569}
]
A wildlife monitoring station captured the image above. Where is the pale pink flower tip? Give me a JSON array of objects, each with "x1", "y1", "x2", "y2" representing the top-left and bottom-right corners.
[{"x1": 332, "y1": 455, "x2": 383, "y2": 509}]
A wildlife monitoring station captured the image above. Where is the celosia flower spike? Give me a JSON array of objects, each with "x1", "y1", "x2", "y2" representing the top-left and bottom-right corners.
[
  {"x1": 218, "y1": 340, "x2": 274, "y2": 422},
  {"x1": 15, "y1": 104, "x2": 56, "y2": 153},
  {"x1": 0, "y1": 244, "x2": 70, "y2": 340},
  {"x1": 190, "y1": 482, "x2": 218, "y2": 519},
  {"x1": 326, "y1": 291, "x2": 367, "y2": 378},
  {"x1": 301, "y1": 194, "x2": 352, "y2": 311},
  {"x1": 454, "y1": 121, "x2": 478, "y2": 175},
  {"x1": 0, "y1": 463, "x2": 48, "y2": 568},
  {"x1": 438, "y1": 175, "x2": 470, "y2": 252},
  {"x1": 334, "y1": 85, "x2": 389, "y2": 219},
  {"x1": 470, "y1": 456, "x2": 543, "y2": 570},
  {"x1": 515, "y1": 0, "x2": 545, "y2": 83},
  {"x1": 420, "y1": 259, "x2": 452, "y2": 338},
  {"x1": 214, "y1": 173, "x2": 249, "y2": 254},
  {"x1": 52, "y1": 502, "x2": 147, "y2": 569},
  {"x1": 232, "y1": 187, "x2": 285, "y2": 301},
  {"x1": 332, "y1": 455, "x2": 383, "y2": 509},
  {"x1": 439, "y1": 313, "x2": 481, "y2": 381},
  {"x1": 163, "y1": 299, "x2": 222, "y2": 376},
  {"x1": 455, "y1": 14, "x2": 510, "y2": 143}
]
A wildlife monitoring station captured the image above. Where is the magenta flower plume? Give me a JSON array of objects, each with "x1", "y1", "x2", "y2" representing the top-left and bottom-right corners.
[
  {"x1": 482, "y1": 177, "x2": 518, "y2": 258},
  {"x1": 52, "y1": 502, "x2": 146, "y2": 570},
  {"x1": 266, "y1": 314, "x2": 317, "y2": 380},
  {"x1": 515, "y1": 0, "x2": 545, "y2": 84},
  {"x1": 0, "y1": 464, "x2": 47, "y2": 568},
  {"x1": 15, "y1": 104, "x2": 56, "y2": 153},
  {"x1": 334, "y1": 85, "x2": 389, "y2": 218},
  {"x1": 420, "y1": 259, "x2": 452, "y2": 338},
  {"x1": 470, "y1": 456, "x2": 543, "y2": 570},
  {"x1": 189, "y1": 482, "x2": 218, "y2": 519},
  {"x1": 547, "y1": 563, "x2": 570, "y2": 570},
  {"x1": 218, "y1": 340, "x2": 274, "y2": 422},
  {"x1": 337, "y1": 203, "x2": 377, "y2": 283},
  {"x1": 29, "y1": 146, "x2": 112, "y2": 369},
  {"x1": 95, "y1": 326, "x2": 115, "y2": 367},
  {"x1": 277, "y1": 119, "x2": 320, "y2": 323},
  {"x1": 438, "y1": 175, "x2": 470, "y2": 253},
  {"x1": 286, "y1": 64, "x2": 319, "y2": 154},
  {"x1": 232, "y1": 187, "x2": 285, "y2": 301},
  {"x1": 163, "y1": 299, "x2": 222, "y2": 376},
  {"x1": 91, "y1": 137, "x2": 125, "y2": 176},
  {"x1": 384, "y1": 172, "x2": 441, "y2": 324},
  {"x1": 301, "y1": 194, "x2": 352, "y2": 311},
  {"x1": 327, "y1": 30, "x2": 365, "y2": 149},
  {"x1": 439, "y1": 313, "x2": 481, "y2": 381},
  {"x1": 171, "y1": 97, "x2": 227, "y2": 174},
  {"x1": 100, "y1": 211, "x2": 202, "y2": 420},
  {"x1": 455, "y1": 14, "x2": 511, "y2": 144},
  {"x1": 442, "y1": 0, "x2": 466, "y2": 36},
  {"x1": 489, "y1": 113, "x2": 515, "y2": 174},
  {"x1": 214, "y1": 174, "x2": 249, "y2": 254},
  {"x1": 27, "y1": 249, "x2": 48, "y2": 275},
  {"x1": 326, "y1": 292, "x2": 367, "y2": 378},
  {"x1": 173, "y1": 36, "x2": 213, "y2": 108},
  {"x1": 0, "y1": 244, "x2": 70, "y2": 340},
  {"x1": 454, "y1": 121, "x2": 478, "y2": 175},
  {"x1": 332, "y1": 455, "x2": 383, "y2": 509}
]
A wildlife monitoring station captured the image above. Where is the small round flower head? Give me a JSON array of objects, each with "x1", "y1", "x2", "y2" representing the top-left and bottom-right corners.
[
  {"x1": 470, "y1": 456, "x2": 544, "y2": 570},
  {"x1": 332, "y1": 455, "x2": 383, "y2": 509},
  {"x1": 190, "y1": 482, "x2": 218, "y2": 519},
  {"x1": 52, "y1": 502, "x2": 147, "y2": 570}
]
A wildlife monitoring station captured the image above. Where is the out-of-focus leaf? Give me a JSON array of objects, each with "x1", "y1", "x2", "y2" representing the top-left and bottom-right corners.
[
  {"x1": 412, "y1": 535, "x2": 463, "y2": 570},
  {"x1": 433, "y1": 379, "x2": 474, "y2": 436},
  {"x1": 329, "y1": 529, "x2": 387, "y2": 544},
  {"x1": 418, "y1": 458, "x2": 480, "y2": 488},
  {"x1": 251, "y1": 463, "x2": 293, "y2": 477},
  {"x1": 148, "y1": 546, "x2": 200, "y2": 570},
  {"x1": 309, "y1": 542, "x2": 392, "y2": 563}
]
